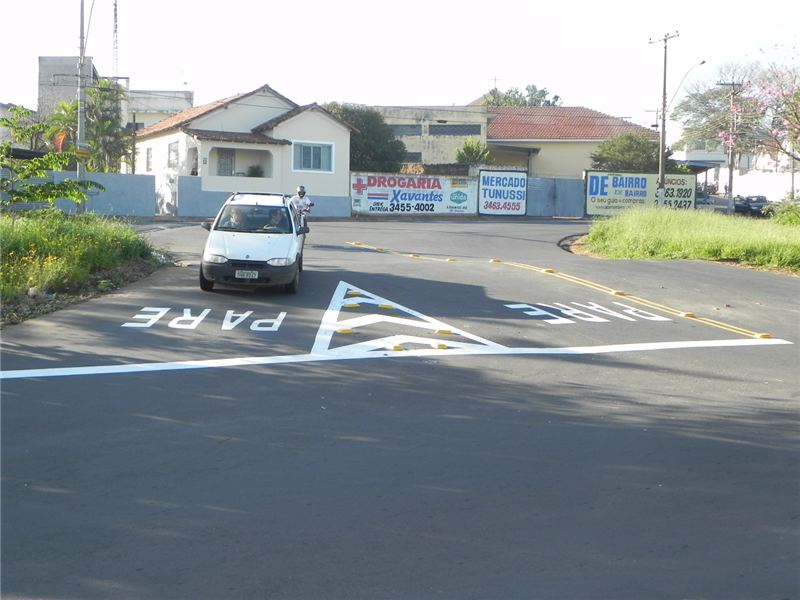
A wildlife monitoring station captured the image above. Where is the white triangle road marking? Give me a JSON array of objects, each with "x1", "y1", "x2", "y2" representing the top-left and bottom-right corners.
[
  {"x1": 1, "y1": 282, "x2": 793, "y2": 380},
  {"x1": 310, "y1": 281, "x2": 508, "y2": 357}
]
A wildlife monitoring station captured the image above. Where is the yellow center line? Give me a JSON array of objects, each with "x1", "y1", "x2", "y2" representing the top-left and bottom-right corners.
[
  {"x1": 502, "y1": 262, "x2": 771, "y2": 339},
  {"x1": 345, "y1": 243, "x2": 773, "y2": 339},
  {"x1": 346, "y1": 241, "x2": 454, "y2": 262}
]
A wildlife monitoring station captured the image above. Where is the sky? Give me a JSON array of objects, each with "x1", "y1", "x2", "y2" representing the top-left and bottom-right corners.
[{"x1": 1, "y1": 0, "x2": 798, "y2": 141}]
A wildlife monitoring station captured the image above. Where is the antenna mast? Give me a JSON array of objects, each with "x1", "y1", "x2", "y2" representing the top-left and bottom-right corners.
[{"x1": 113, "y1": 0, "x2": 118, "y2": 78}]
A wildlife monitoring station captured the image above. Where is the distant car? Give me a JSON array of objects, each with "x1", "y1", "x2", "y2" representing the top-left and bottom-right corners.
[
  {"x1": 199, "y1": 192, "x2": 309, "y2": 293},
  {"x1": 702, "y1": 182, "x2": 718, "y2": 194},
  {"x1": 696, "y1": 191, "x2": 714, "y2": 205},
  {"x1": 734, "y1": 195, "x2": 771, "y2": 217}
]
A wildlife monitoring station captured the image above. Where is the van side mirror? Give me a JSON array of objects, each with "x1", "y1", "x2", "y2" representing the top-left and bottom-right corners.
[
  {"x1": 201, "y1": 221, "x2": 212, "y2": 231},
  {"x1": 297, "y1": 226, "x2": 310, "y2": 234}
]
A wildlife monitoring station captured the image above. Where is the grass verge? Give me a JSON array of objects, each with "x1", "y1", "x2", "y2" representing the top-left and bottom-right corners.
[
  {"x1": 1, "y1": 209, "x2": 170, "y2": 327},
  {"x1": 583, "y1": 206, "x2": 800, "y2": 274}
]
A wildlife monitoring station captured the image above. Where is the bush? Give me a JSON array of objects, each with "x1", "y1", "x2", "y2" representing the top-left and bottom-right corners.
[
  {"x1": 584, "y1": 206, "x2": 800, "y2": 272},
  {"x1": 1, "y1": 209, "x2": 156, "y2": 303},
  {"x1": 764, "y1": 196, "x2": 800, "y2": 226}
]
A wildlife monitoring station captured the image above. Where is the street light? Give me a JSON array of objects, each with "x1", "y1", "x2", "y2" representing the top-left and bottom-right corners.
[{"x1": 668, "y1": 60, "x2": 706, "y2": 112}]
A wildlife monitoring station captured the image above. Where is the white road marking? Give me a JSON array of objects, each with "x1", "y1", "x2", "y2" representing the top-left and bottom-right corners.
[
  {"x1": 1, "y1": 281, "x2": 792, "y2": 380},
  {"x1": 312, "y1": 281, "x2": 507, "y2": 356}
]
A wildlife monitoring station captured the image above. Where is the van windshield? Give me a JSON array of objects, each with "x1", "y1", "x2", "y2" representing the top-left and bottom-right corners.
[{"x1": 216, "y1": 206, "x2": 292, "y2": 233}]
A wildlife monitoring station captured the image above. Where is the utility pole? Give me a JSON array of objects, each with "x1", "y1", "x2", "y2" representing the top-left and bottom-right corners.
[
  {"x1": 650, "y1": 32, "x2": 678, "y2": 207},
  {"x1": 717, "y1": 82, "x2": 743, "y2": 214},
  {"x1": 76, "y1": 0, "x2": 87, "y2": 212}
]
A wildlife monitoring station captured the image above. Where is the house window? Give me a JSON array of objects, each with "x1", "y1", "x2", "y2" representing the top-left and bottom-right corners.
[
  {"x1": 428, "y1": 124, "x2": 481, "y2": 136},
  {"x1": 388, "y1": 124, "x2": 422, "y2": 136},
  {"x1": 168, "y1": 142, "x2": 179, "y2": 169},
  {"x1": 218, "y1": 148, "x2": 235, "y2": 176},
  {"x1": 688, "y1": 140, "x2": 708, "y2": 151},
  {"x1": 403, "y1": 152, "x2": 422, "y2": 163},
  {"x1": 293, "y1": 143, "x2": 332, "y2": 172},
  {"x1": 146, "y1": 147, "x2": 152, "y2": 172}
]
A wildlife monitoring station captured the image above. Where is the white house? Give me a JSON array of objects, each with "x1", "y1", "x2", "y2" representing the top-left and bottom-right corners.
[
  {"x1": 134, "y1": 84, "x2": 356, "y2": 217},
  {"x1": 127, "y1": 90, "x2": 194, "y2": 131}
]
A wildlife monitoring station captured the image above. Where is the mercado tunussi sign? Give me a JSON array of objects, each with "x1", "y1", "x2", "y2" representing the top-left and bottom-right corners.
[
  {"x1": 584, "y1": 171, "x2": 697, "y2": 216},
  {"x1": 478, "y1": 170, "x2": 527, "y2": 215}
]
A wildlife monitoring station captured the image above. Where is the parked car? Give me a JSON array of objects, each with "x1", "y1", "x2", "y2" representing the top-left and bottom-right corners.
[
  {"x1": 696, "y1": 191, "x2": 714, "y2": 205},
  {"x1": 702, "y1": 182, "x2": 718, "y2": 194},
  {"x1": 199, "y1": 192, "x2": 309, "y2": 293},
  {"x1": 733, "y1": 195, "x2": 771, "y2": 217}
]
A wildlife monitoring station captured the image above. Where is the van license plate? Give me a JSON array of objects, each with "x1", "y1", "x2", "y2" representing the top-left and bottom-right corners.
[{"x1": 235, "y1": 270, "x2": 258, "y2": 279}]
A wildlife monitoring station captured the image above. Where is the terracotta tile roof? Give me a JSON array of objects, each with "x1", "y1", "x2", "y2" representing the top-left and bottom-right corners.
[
  {"x1": 253, "y1": 103, "x2": 360, "y2": 133},
  {"x1": 182, "y1": 129, "x2": 290, "y2": 145},
  {"x1": 134, "y1": 92, "x2": 248, "y2": 140},
  {"x1": 488, "y1": 107, "x2": 658, "y2": 141},
  {"x1": 134, "y1": 84, "x2": 299, "y2": 141}
]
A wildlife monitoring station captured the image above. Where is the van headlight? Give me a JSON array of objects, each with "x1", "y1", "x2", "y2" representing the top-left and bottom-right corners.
[
  {"x1": 203, "y1": 253, "x2": 228, "y2": 264},
  {"x1": 267, "y1": 257, "x2": 294, "y2": 266}
]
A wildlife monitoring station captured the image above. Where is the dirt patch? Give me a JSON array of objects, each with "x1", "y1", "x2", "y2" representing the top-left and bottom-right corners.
[{"x1": 559, "y1": 234, "x2": 602, "y2": 258}]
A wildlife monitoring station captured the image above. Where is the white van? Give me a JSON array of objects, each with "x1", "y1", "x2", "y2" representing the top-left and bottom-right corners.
[{"x1": 199, "y1": 193, "x2": 309, "y2": 294}]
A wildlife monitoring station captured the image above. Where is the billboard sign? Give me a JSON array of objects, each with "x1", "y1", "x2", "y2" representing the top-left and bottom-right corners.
[
  {"x1": 585, "y1": 171, "x2": 697, "y2": 216},
  {"x1": 478, "y1": 170, "x2": 527, "y2": 215},
  {"x1": 351, "y1": 173, "x2": 477, "y2": 215}
]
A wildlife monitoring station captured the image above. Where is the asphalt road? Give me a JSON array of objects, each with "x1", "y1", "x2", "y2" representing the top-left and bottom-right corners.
[{"x1": 2, "y1": 219, "x2": 798, "y2": 600}]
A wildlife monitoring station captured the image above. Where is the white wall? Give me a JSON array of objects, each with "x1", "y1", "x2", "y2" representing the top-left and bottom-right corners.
[
  {"x1": 195, "y1": 88, "x2": 293, "y2": 133},
  {"x1": 274, "y1": 110, "x2": 352, "y2": 197}
]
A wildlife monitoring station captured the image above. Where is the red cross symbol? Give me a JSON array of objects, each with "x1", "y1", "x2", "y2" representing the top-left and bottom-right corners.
[{"x1": 352, "y1": 178, "x2": 368, "y2": 194}]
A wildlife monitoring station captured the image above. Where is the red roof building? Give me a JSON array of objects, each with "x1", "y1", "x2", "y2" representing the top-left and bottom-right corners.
[{"x1": 487, "y1": 106, "x2": 658, "y2": 178}]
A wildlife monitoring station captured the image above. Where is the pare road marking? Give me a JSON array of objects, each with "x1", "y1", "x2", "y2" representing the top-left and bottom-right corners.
[
  {"x1": 122, "y1": 308, "x2": 286, "y2": 331},
  {"x1": 346, "y1": 243, "x2": 775, "y2": 339},
  {"x1": 0, "y1": 281, "x2": 791, "y2": 381}
]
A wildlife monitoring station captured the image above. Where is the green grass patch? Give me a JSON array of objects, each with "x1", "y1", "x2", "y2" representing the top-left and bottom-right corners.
[
  {"x1": 584, "y1": 206, "x2": 800, "y2": 272},
  {"x1": 1, "y1": 209, "x2": 159, "y2": 304}
]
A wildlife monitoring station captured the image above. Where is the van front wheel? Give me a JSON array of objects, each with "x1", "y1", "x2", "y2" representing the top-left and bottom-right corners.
[
  {"x1": 199, "y1": 267, "x2": 214, "y2": 291},
  {"x1": 285, "y1": 269, "x2": 299, "y2": 294}
]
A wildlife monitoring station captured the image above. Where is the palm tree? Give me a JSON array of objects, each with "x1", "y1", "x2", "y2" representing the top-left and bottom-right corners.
[{"x1": 45, "y1": 78, "x2": 132, "y2": 172}]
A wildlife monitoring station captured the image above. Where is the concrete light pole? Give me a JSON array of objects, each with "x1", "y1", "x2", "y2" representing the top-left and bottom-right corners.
[
  {"x1": 650, "y1": 32, "x2": 678, "y2": 207},
  {"x1": 717, "y1": 82, "x2": 743, "y2": 214},
  {"x1": 76, "y1": 0, "x2": 87, "y2": 212}
]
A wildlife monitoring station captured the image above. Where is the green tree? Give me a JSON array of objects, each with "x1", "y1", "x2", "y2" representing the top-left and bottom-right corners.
[
  {"x1": 322, "y1": 102, "x2": 406, "y2": 172},
  {"x1": 749, "y1": 48, "x2": 800, "y2": 163},
  {"x1": 671, "y1": 52, "x2": 800, "y2": 164},
  {"x1": 484, "y1": 84, "x2": 563, "y2": 107},
  {"x1": 46, "y1": 78, "x2": 132, "y2": 172},
  {"x1": 671, "y1": 62, "x2": 762, "y2": 156},
  {"x1": 45, "y1": 100, "x2": 79, "y2": 169},
  {"x1": 455, "y1": 137, "x2": 494, "y2": 165},
  {"x1": 590, "y1": 131, "x2": 688, "y2": 173},
  {"x1": 1, "y1": 106, "x2": 103, "y2": 207}
]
